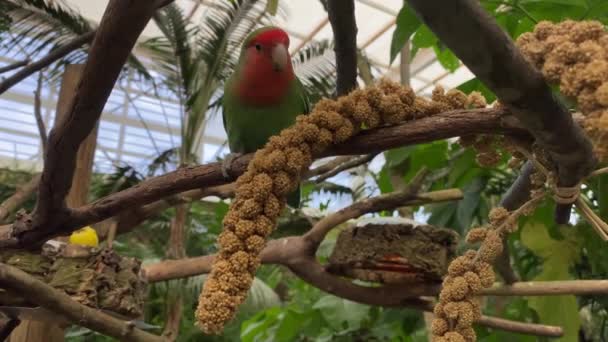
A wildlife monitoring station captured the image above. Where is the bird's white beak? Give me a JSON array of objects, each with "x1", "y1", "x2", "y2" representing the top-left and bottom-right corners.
[{"x1": 271, "y1": 43, "x2": 289, "y2": 72}]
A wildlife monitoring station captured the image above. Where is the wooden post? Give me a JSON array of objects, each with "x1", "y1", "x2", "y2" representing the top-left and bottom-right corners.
[{"x1": 9, "y1": 64, "x2": 99, "y2": 342}]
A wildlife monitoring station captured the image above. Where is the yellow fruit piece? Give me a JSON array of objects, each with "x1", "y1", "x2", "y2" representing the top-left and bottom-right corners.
[{"x1": 69, "y1": 226, "x2": 99, "y2": 247}]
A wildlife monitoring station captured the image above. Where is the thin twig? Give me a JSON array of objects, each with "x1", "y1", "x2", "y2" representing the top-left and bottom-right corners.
[
  {"x1": 0, "y1": 32, "x2": 94, "y2": 95},
  {"x1": 314, "y1": 154, "x2": 376, "y2": 183},
  {"x1": 33, "y1": 72, "x2": 47, "y2": 152},
  {"x1": 303, "y1": 167, "x2": 429, "y2": 249},
  {"x1": 0, "y1": 263, "x2": 164, "y2": 341},
  {"x1": 0, "y1": 59, "x2": 30, "y2": 75},
  {"x1": 475, "y1": 315, "x2": 562, "y2": 337},
  {"x1": 589, "y1": 166, "x2": 608, "y2": 178},
  {"x1": 0, "y1": 174, "x2": 40, "y2": 222},
  {"x1": 0, "y1": 1, "x2": 175, "y2": 96},
  {"x1": 484, "y1": 280, "x2": 608, "y2": 296},
  {"x1": 305, "y1": 156, "x2": 354, "y2": 178}
]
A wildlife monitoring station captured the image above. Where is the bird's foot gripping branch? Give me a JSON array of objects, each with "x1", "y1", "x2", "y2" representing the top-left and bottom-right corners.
[{"x1": 195, "y1": 79, "x2": 489, "y2": 334}]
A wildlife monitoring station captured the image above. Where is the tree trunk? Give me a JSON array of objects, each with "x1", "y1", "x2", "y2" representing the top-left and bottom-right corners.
[
  {"x1": 162, "y1": 203, "x2": 189, "y2": 341},
  {"x1": 9, "y1": 64, "x2": 98, "y2": 341}
]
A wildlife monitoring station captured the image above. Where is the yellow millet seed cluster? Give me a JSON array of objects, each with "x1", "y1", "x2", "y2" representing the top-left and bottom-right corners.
[
  {"x1": 434, "y1": 201, "x2": 541, "y2": 341},
  {"x1": 196, "y1": 79, "x2": 481, "y2": 334},
  {"x1": 433, "y1": 207, "x2": 511, "y2": 342},
  {"x1": 517, "y1": 20, "x2": 608, "y2": 163}
]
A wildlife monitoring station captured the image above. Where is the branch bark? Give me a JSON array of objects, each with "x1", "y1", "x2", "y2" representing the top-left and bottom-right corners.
[
  {"x1": 33, "y1": 72, "x2": 47, "y2": 153},
  {"x1": 405, "y1": 0, "x2": 596, "y2": 224},
  {"x1": 0, "y1": 263, "x2": 163, "y2": 342},
  {"x1": 7, "y1": 0, "x2": 160, "y2": 247},
  {"x1": 0, "y1": 59, "x2": 30, "y2": 74},
  {"x1": 326, "y1": 0, "x2": 358, "y2": 96},
  {"x1": 0, "y1": 175, "x2": 40, "y2": 222},
  {"x1": 484, "y1": 280, "x2": 608, "y2": 296},
  {"x1": 313, "y1": 154, "x2": 376, "y2": 184},
  {"x1": 0, "y1": 107, "x2": 526, "y2": 248}
]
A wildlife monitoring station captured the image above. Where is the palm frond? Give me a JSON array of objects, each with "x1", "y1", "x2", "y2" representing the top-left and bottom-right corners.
[
  {"x1": 293, "y1": 39, "x2": 337, "y2": 103},
  {"x1": 0, "y1": 0, "x2": 152, "y2": 80},
  {"x1": 144, "y1": 4, "x2": 198, "y2": 96}
]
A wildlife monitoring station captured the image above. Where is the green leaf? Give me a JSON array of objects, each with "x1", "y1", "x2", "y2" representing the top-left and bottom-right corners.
[
  {"x1": 266, "y1": 0, "x2": 279, "y2": 15},
  {"x1": 376, "y1": 166, "x2": 394, "y2": 194},
  {"x1": 275, "y1": 309, "x2": 306, "y2": 341},
  {"x1": 389, "y1": 4, "x2": 421, "y2": 64},
  {"x1": 384, "y1": 146, "x2": 415, "y2": 168},
  {"x1": 519, "y1": 0, "x2": 586, "y2": 7},
  {"x1": 313, "y1": 296, "x2": 370, "y2": 331},
  {"x1": 239, "y1": 277, "x2": 281, "y2": 316},
  {"x1": 411, "y1": 25, "x2": 438, "y2": 49},
  {"x1": 456, "y1": 78, "x2": 497, "y2": 103},
  {"x1": 590, "y1": 174, "x2": 608, "y2": 219},
  {"x1": 433, "y1": 45, "x2": 460, "y2": 72},
  {"x1": 456, "y1": 178, "x2": 485, "y2": 230},
  {"x1": 521, "y1": 223, "x2": 582, "y2": 342},
  {"x1": 522, "y1": 2, "x2": 587, "y2": 22}
]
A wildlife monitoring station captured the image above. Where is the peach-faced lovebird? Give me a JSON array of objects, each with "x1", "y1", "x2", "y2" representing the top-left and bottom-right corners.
[{"x1": 222, "y1": 27, "x2": 310, "y2": 208}]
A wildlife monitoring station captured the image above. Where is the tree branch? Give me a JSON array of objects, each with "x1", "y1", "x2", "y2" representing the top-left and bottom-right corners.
[
  {"x1": 0, "y1": 263, "x2": 163, "y2": 341},
  {"x1": 405, "y1": 0, "x2": 596, "y2": 224},
  {"x1": 0, "y1": 107, "x2": 525, "y2": 248},
  {"x1": 304, "y1": 169, "x2": 430, "y2": 250},
  {"x1": 483, "y1": 280, "x2": 608, "y2": 296},
  {"x1": 475, "y1": 315, "x2": 563, "y2": 338},
  {"x1": 0, "y1": 59, "x2": 30, "y2": 74},
  {"x1": 34, "y1": 72, "x2": 47, "y2": 152},
  {"x1": 493, "y1": 161, "x2": 536, "y2": 284},
  {"x1": 0, "y1": 1, "x2": 176, "y2": 96},
  {"x1": 8, "y1": 0, "x2": 160, "y2": 247},
  {"x1": 0, "y1": 32, "x2": 94, "y2": 96},
  {"x1": 313, "y1": 154, "x2": 376, "y2": 184},
  {"x1": 326, "y1": 0, "x2": 358, "y2": 95},
  {"x1": 0, "y1": 174, "x2": 40, "y2": 222}
]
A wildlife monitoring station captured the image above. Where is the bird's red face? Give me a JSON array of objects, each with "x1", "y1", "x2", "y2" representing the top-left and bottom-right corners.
[
  {"x1": 244, "y1": 28, "x2": 291, "y2": 73},
  {"x1": 235, "y1": 28, "x2": 295, "y2": 106}
]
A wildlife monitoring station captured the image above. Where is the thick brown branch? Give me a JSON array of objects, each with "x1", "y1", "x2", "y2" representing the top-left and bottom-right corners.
[
  {"x1": 109, "y1": 184, "x2": 235, "y2": 238},
  {"x1": 1, "y1": 108, "x2": 523, "y2": 248},
  {"x1": 0, "y1": 263, "x2": 163, "y2": 341},
  {"x1": 406, "y1": 0, "x2": 596, "y2": 224},
  {"x1": 0, "y1": 32, "x2": 94, "y2": 95},
  {"x1": 0, "y1": 174, "x2": 40, "y2": 222},
  {"x1": 326, "y1": 0, "x2": 358, "y2": 95},
  {"x1": 11, "y1": 0, "x2": 160, "y2": 247}
]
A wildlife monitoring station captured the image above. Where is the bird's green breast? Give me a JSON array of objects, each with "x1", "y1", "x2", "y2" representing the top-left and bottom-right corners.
[{"x1": 222, "y1": 78, "x2": 308, "y2": 154}]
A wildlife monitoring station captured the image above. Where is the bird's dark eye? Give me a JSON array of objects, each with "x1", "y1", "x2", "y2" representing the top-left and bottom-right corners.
[{"x1": 255, "y1": 44, "x2": 262, "y2": 51}]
